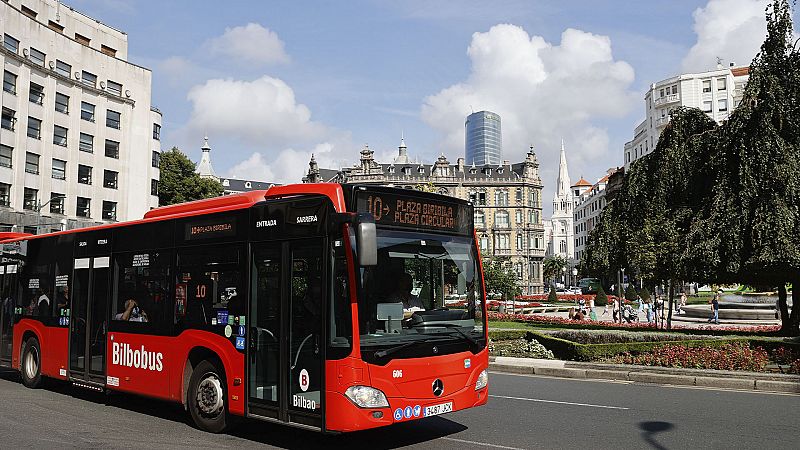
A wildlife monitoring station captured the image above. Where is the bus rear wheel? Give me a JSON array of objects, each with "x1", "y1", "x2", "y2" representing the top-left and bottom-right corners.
[
  {"x1": 188, "y1": 359, "x2": 229, "y2": 433},
  {"x1": 21, "y1": 337, "x2": 43, "y2": 389}
]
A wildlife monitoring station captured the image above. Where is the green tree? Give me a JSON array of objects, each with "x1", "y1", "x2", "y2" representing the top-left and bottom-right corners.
[
  {"x1": 624, "y1": 283, "x2": 638, "y2": 302},
  {"x1": 481, "y1": 254, "x2": 521, "y2": 301},
  {"x1": 158, "y1": 147, "x2": 223, "y2": 206},
  {"x1": 543, "y1": 255, "x2": 568, "y2": 287},
  {"x1": 595, "y1": 285, "x2": 608, "y2": 306}
]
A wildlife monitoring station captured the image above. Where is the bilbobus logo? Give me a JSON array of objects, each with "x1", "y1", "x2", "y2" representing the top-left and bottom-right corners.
[{"x1": 112, "y1": 342, "x2": 164, "y2": 372}]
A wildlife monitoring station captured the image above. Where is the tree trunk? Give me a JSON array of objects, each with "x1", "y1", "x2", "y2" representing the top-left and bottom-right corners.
[
  {"x1": 790, "y1": 281, "x2": 800, "y2": 336},
  {"x1": 667, "y1": 281, "x2": 674, "y2": 331},
  {"x1": 778, "y1": 284, "x2": 791, "y2": 335}
]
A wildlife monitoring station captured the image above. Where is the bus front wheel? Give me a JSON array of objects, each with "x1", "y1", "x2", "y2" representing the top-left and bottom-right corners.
[
  {"x1": 21, "y1": 337, "x2": 43, "y2": 389},
  {"x1": 188, "y1": 359, "x2": 229, "y2": 433}
]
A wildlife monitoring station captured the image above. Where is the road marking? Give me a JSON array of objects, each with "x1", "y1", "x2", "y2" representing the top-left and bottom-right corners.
[
  {"x1": 489, "y1": 394, "x2": 629, "y2": 410},
  {"x1": 441, "y1": 436, "x2": 526, "y2": 450}
]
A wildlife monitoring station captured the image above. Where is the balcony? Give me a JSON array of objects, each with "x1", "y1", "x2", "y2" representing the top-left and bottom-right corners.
[
  {"x1": 655, "y1": 116, "x2": 670, "y2": 128},
  {"x1": 653, "y1": 93, "x2": 680, "y2": 106},
  {"x1": 493, "y1": 249, "x2": 512, "y2": 256}
]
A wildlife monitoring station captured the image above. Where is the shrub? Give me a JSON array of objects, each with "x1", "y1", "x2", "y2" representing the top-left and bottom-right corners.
[
  {"x1": 595, "y1": 286, "x2": 608, "y2": 306},
  {"x1": 639, "y1": 287, "x2": 651, "y2": 302},
  {"x1": 490, "y1": 338, "x2": 555, "y2": 359},
  {"x1": 542, "y1": 329, "x2": 723, "y2": 344},
  {"x1": 488, "y1": 330, "x2": 528, "y2": 341},
  {"x1": 625, "y1": 284, "x2": 638, "y2": 301},
  {"x1": 611, "y1": 342, "x2": 770, "y2": 372},
  {"x1": 547, "y1": 287, "x2": 558, "y2": 303}
]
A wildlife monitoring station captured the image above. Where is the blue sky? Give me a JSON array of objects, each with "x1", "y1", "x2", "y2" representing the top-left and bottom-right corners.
[{"x1": 70, "y1": 0, "x2": 773, "y2": 206}]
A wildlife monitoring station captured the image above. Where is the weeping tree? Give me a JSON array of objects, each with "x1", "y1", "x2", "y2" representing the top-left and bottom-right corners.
[{"x1": 690, "y1": 0, "x2": 800, "y2": 334}]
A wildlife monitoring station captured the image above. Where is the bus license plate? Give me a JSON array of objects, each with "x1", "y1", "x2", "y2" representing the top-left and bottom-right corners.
[{"x1": 424, "y1": 402, "x2": 453, "y2": 417}]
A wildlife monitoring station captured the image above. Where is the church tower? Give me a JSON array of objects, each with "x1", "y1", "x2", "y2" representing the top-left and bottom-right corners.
[
  {"x1": 546, "y1": 140, "x2": 575, "y2": 260},
  {"x1": 196, "y1": 136, "x2": 218, "y2": 180}
]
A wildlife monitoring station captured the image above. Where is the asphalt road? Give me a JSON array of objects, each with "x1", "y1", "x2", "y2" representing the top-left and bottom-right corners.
[{"x1": 0, "y1": 368, "x2": 797, "y2": 449}]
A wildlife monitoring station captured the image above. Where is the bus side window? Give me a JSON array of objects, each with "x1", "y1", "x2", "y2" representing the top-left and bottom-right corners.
[
  {"x1": 112, "y1": 251, "x2": 171, "y2": 328},
  {"x1": 328, "y1": 241, "x2": 352, "y2": 359}
]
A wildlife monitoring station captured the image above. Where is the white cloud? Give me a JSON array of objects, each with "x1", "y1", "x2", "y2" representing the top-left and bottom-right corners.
[
  {"x1": 226, "y1": 143, "x2": 347, "y2": 185},
  {"x1": 421, "y1": 24, "x2": 637, "y2": 181},
  {"x1": 681, "y1": 0, "x2": 768, "y2": 72},
  {"x1": 207, "y1": 23, "x2": 290, "y2": 65},
  {"x1": 185, "y1": 75, "x2": 327, "y2": 147}
]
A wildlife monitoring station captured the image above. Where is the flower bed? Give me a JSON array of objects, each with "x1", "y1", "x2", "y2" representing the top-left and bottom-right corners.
[
  {"x1": 487, "y1": 311, "x2": 782, "y2": 334},
  {"x1": 540, "y1": 329, "x2": 724, "y2": 344},
  {"x1": 610, "y1": 342, "x2": 770, "y2": 372}
]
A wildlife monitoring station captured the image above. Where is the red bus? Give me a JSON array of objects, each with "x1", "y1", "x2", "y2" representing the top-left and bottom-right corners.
[{"x1": 0, "y1": 183, "x2": 488, "y2": 433}]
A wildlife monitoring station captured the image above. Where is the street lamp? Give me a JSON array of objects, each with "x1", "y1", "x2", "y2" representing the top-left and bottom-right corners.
[
  {"x1": 572, "y1": 267, "x2": 578, "y2": 288},
  {"x1": 561, "y1": 266, "x2": 566, "y2": 290},
  {"x1": 620, "y1": 268, "x2": 626, "y2": 324},
  {"x1": 35, "y1": 194, "x2": 66, "y2": 234}
]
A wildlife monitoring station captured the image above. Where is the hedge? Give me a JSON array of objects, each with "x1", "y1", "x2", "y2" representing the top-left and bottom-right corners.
[
  {"x1": 517, "y1": 330, "x2": 800, "y2": 362},
  {"x1": 488, "y1": 330, "x2": 529, "y2": 341}
]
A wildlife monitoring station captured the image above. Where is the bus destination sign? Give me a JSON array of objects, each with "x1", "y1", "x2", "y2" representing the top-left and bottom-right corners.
[{"x1": 356, "y1": 191, "x2": 471, "y2": 234}]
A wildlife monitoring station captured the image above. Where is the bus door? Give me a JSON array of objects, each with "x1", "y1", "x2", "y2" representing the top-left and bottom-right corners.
[
  {"x1": 69, "y1": 233, "x2": 112, "y2": 383},
  {"x1": 249, "y1": 240, "x2": 325, "y2": 429},
  {"x1": 0, "y1": 264, "x2": 15, "y2": 365}
]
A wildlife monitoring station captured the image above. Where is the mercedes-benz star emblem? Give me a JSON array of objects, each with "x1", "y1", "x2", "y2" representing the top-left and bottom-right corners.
[
  {"x1": 432, "y1": 379, "x2": 444, "y2": 397},
  {"x1": 432, "y1": 346, "x2": 439, "y2": 354}
]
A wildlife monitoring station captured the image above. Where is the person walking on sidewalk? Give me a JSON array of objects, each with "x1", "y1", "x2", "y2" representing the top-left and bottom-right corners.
[{"x1": 708, "y1": 292, "x2": 720, "y2": 324}]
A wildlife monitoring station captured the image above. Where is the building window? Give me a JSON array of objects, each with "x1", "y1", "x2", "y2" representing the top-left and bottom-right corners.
[
  {"x1": 496, "y1": 234, "x2": 510, "y2": 250},
  {"x1": 515, "y1": 188, "x2": 523, "y2": 203},
  {"x1": 0, "y1": 183, "x2": 10, "y2": 207},
  {"x1": 79, "y1": 133, "x2": 94, "y2": 153},
  {"x1": 29, "y1": 82, "x2": 44, "y2": 105},
  {"x1": 479, "y1": 235, "x2": 489, "y2": 252},
  {"x1": 515, "y1": 209, "x2": 522, "y2": 224},
  {"x1": 29, "y1": 47, "x2": 45, "y2": 66},
  {"x1": 106, "y1": 110, "x2": 121, "y2": 129},
  {"x1": 495, "y1": 190, "x2": 508, "y2": 206},
  {"x1": 50, "y1": 193, "x2": 65, "y2": 214},
  {"x1": 659, "y1": 88, "x2": 664, "y2": 97},
  {"x1": 718, "y1": 77, "x2": 726, "y2": 90},
  {"x1": 152, "y1": 123, "x2": 161, "y2": 140},
  {"x1": 103, "y1": 170, "x2": 118, "y2": 189},
  {"x1": 0, "y1": 145, "x2": 12, "y2": 168},
  {"x1": 101, "y1": 45, "x2": 117, "y2": 57},
  {"x1": 55, "y1": 60, "x2": 71, "y2": 78},
  {"x1": 55, "y1": 93, "x2": 69, "y2": 114},
  {"x1": 151, "y1": 151, "x2": 160, "y2": 168},
  {"x1": 78, "y1": 165, "x2": 92, "y2": 185},
  {"x1": 3, "y1": 71, "x2": 17, "y2": 94},
  {"x1": 53, "y1": 125, "x2": 68, "y2": 147},
  {"x1": 702, "y1": 101, "x2": 712, "y2": 113},
  {"x1": 3, "y1": 34, "x2": 19, "y2": 54},
  {"x1": 702, "y1": 80, "x2": 711, "y2": 93},
  {"x1": 48, "y1": 20, "x2": 64, "y2": 33},
  {"x1": 75, "y1": 33, "x2": 91, "y2": 46},
  {"x1": 105, "y1": 139, "x2": 120, "y2": 158},
  {"x1": 107, "y1": 80, "x2": 122, "y2": 96},
  {"x1": 81, "y1": 71, "x2": 97, "y2": 88},
  {"x1": 23, "y1": 188, "x2": 38, "y2": 211},
  {"x1": 718, "y1": 98, "x2": 728, "y2": 112},
  {"x1": 21, "y1": 5, "x2": 38, "y2": 18},
  {"x1": 495, "y1": 211, "x2": 509, "y2": 228},
  {"x1": 1, "y1": 108, "x2": 15, "y2": 131},
  {"x1": 516, "y1": 233, "x2": 524, "y2": 250},
  {"x1": 151, "y1": 179, "x2": 159, "y2": 196},
  {"x1": 474, "y1": 210, "x2": 485, "y2": 228},
  {"x1": 81, "y1": 101, "x2": 95, "y2": 122},
  {"x1": 102, "y1": 201, "x2": 117, "y2": 221},
  {"x1": 25, "y1": 152, "x2": 39, "y2": 174},
  {"x1": 27, "y1": 117, "x2": 42, "y2": 139},
  {"x1": 52, "y1": 159, "x2": 66, "y2": 180},
  {"x1": 76, "y1": 197, "x2": 91, "y2": 218}
]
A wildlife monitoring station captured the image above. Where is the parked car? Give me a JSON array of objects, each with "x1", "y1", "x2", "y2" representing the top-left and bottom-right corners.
[
  {"x1": 569, "y1": 286, "x2": 582, "y2": 295},
  {"x1": 578, "y1": 277, "x2": 602, "y2": 294}
]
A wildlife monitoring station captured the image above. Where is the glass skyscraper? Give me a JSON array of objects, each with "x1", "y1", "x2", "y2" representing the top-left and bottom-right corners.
[{"x1": 465, "y1": 111, "x2": 502, "y2": 165}]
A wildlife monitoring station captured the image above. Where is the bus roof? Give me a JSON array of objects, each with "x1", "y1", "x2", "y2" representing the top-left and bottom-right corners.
[{"x1": 0, "y1": 183, "x2": 348, "y2": 244}]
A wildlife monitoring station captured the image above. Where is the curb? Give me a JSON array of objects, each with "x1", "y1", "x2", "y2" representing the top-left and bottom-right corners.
[{"x1": 489, "y1": 357, "x2": 800, "y2": 394}]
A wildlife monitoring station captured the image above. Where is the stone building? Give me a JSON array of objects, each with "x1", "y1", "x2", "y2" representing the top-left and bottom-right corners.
[
  {"x1": 543, "y1": 142, "x2": 574, "y2": 261},
  {"x1": 1, "y1": 0, "x2": 161, "y2": 233},
  {"x1": 194, "y1": 136, "x2": 278, "y2": 195},
  {"x1": 304, "y1": 138, "x2": 546, "y2": 294}
]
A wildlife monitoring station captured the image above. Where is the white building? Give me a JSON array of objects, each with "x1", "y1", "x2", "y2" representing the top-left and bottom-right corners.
[
  {"x1": 544, "y1": 141, "x2": 574, "y2": 261},
  {"x1": 624, "y1": 64, "x2": 750, "y2": 170},
  {"x1": 0, "y1": 0, "x2": 160, "y2": 233},
  {"x1": 195, "y1": 136, "x2": 278, "y2": 195},
  {"x1": 573, "y1": 170, "x2": 615, "y2": 263}
]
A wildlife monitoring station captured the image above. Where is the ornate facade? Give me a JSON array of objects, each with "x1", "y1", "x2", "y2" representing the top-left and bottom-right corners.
[{"x1": 304, "y1": 139, "x2": 546, "y2": 294}]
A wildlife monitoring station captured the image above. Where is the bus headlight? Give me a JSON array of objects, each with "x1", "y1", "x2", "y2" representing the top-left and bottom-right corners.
[
  {"x1": 345, "y1": 385, "x2": 390, "y2": 408},
  {"x1": 475, "y1": 369, "x2": 488, "y2": 390}
]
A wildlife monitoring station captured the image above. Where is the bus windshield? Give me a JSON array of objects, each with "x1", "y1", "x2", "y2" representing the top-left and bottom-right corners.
[{"x1": 357, "y1": 229, "x2": 485, "y2": 358}]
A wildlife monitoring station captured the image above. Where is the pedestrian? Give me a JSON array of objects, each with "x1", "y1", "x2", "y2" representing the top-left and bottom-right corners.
[
  {"x1": 679, "y1": 292, "x2": 687, "y2": 314},
  {"x1": 602, "y1": 302, "x2": 609, "y2": 316},
  {"x1": 708, "y1": 292, "x2": 720, "y2": 324},
  {"x1": 612, "y1": 298, "x2": 620, "y2": 322},
  {"x1": 645, "y1": 300, "x2": 653, "y2": 323}
]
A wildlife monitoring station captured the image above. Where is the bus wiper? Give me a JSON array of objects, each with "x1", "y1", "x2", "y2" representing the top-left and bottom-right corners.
[
  {"x1": 421, "y1": 323, "x2": 480, "y2": 349},
  {"x1": 374, "y1": 337, "x2": 449, "y2": 359}
]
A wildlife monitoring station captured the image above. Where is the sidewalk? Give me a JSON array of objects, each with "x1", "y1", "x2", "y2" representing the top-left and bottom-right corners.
[{"x1": 489, "y1": 356, "x2": 800, "y2": 394}]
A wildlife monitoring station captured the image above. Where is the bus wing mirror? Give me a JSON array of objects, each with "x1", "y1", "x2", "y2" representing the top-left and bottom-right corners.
[{"x1": 356, "y1": 214, "x2": 377, "y2": 266}]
